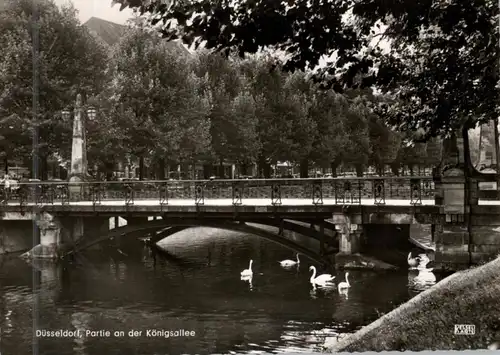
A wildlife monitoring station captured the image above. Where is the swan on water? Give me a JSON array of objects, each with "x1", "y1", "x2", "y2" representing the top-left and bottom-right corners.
[
  {"x1": 337, "y1": 272, "x2": 351, "y2": 290},
  {"x1": 417, "y1": 253, "x2": 431, "y2": 268},
  {"x1": 279, "y1": 253, "x2": 300, "y2": 267},
  {"x1": 407, "y1": 252, "x2": 421, "y2": 268},
  {"x1": 309, "y1": 266, "x2": 335, "y2": 286},
  {"x1": 241, "y1": 259, "x2": 253, "y2": 277}
]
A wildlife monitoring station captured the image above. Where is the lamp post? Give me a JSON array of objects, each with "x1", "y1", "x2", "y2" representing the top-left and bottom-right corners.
[{"x1": 62, "y1": 94, "x2": 97, "y2": 194}]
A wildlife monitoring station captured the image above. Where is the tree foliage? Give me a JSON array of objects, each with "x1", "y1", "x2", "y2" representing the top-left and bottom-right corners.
[
  {"x1": 0, "y1": 0, "x2": 109, "y2": 177},
  {"x1": 108, "y1": 23, "x2": 211, "y2": 178},
  {"x1": 115, "y1": 0, "x2": 499, "y2": 139}
]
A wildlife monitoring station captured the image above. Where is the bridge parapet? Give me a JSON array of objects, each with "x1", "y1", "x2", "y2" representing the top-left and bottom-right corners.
[{"x1": 0, "y1": 177, "x2": 436, "y2": 207}]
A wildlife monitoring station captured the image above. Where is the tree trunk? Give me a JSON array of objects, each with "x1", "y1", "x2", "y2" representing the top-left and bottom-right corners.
[
  {"x1": 219, "y1": 158, "x2": 224, "y2": 178},
  {"x1": 299, "y1": 159, "x2": 309, "y2": 178},
  {"x1": 240, "y1": 162, "x2": 248, "y2": 176},
  {"x1": 139, "y1": 156, "x2": 144, "y2": 180},
  {"x1": 203, "y1": 164, "x2": 212, "y2": 179},
  {"x1": 390, "y1": 162, "x2": 400, "y2": 176},
  {"x1": 157, "y1": 158, "x2": 166, "y2": 180},
  {"x1": 52, "y1": 161, "x2": 57, "y2": 179},
  {"x1": 330, "y1": 156, "x2": 342, "y2": 177},
  {"x1": 3, "y1": 156, "x2": 8, "y2": 175},
  {"x1": 263, "y1": 163, "x2": 271, "y2": 178},
  {"x1": 180, "y1": 161, "x2": 190, "y2": 179},
  {"x1": 256, "y1": 155, "x2": 271, "y2": 178},
  {"x1": 257, "y1": 154, "x2": 266, "y2": 178},
  {"x1": 105, "y1": 162, "x2": 114, "y2": 180},
  {"x1": 354, "y1": 164, "x2": 364, "y2": 177},
  {"x1": 39, "y1": 155, "x2": 49, "y2": 181}
]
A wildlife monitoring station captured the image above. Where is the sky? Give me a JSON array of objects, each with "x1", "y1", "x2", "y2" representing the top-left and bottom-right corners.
[{"x1": 53, "y1": 0, "x2": 134, "y2": 24}]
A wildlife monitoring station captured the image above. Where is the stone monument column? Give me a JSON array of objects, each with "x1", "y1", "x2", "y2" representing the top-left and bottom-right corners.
[{"x1": 69, "y1": 94, "x2": 87, "y2": 197}]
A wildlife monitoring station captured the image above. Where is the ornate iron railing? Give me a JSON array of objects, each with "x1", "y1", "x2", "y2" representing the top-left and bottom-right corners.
[{"x1": 0, "y1": 177, "x2": 437, "y2": 207}]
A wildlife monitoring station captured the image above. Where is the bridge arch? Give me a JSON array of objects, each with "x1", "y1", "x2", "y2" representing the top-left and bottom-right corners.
[{"x1": 68, "y1": 219, "x2": 334, "y2": 266}]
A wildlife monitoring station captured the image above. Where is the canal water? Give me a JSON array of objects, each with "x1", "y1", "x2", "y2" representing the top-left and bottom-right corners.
[{"x1": 0, "y1": 227, "x2": 443, "y2": 354}]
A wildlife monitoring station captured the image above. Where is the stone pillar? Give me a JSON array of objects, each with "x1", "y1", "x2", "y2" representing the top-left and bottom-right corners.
[
  {"x1": 69, "y1": 94, "x2": 88, "y2": 197},
  {"x1": 20, "y1": 213, "x2": 62, "y2": 259},
  {"x1": 477, "y1": 120, "x2": 498, "y2": 171},
  {"x1": 20, "y1": 215, "x2": 110, "y2": 259},
  {"x1": 333, "y1": 213, "x2": 365, "y2": 268},
  {"x1": 434, "y1": 129, "x2": 474, "y2": 270},
  {"x1": 336, "y1": 223, "x2": 362, "y2": 254}
]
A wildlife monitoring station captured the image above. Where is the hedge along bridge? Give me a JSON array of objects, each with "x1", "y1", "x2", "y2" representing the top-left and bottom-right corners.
[{"x1": 0, "y1": 176, "x2": 435, "y2": 267}]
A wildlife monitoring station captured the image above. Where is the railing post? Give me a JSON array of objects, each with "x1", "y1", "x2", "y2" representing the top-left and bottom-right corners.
[
  {"x1": 59, "y1": 184, "x2": 69, "y2": 206},
  {"x1": 124, "y1": 183, "x2": 134, "y2": 206},
  {"x1": 312, "y1": 180, "x2": 323, "y2": 205},
  {"x1": 232, "y1": 181, "x2": 243, "y2": 206},
  {"x1": 91, "y1": 183, "x2": 101, "y2": 209},
  {"x1": 195, "y1": 182, "x2": 204, "y2": 205},
  {"x1": 271, "y1": 182, "x2": 282, "y2": 206},
  {"x1": 373, "y1": 179, "x2": 385, "y2": 205},
  {"x1": 0, "y1": 186, "x2": 7, "y2": 207},
  {"x1": 410, "y1": 178, "x2": 422, "y2": 205},
  {"x1": 159, "y1": 182, "x2": 168, "y2": 206}
]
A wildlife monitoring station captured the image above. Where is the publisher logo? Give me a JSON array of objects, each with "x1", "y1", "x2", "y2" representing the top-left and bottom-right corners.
[{"x1": 454, "y1": 324, "x2": 475, "y2": 335}]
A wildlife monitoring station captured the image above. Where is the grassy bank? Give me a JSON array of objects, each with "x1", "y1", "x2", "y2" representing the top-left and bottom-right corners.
[{"x1": 325, "y1": 256, "x2": 500, "y2": 351}]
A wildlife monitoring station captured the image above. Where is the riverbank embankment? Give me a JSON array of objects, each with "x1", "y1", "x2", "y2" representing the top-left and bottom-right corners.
[{"x1": 324, "y1": 256, "x2": 500, "y2": 351}]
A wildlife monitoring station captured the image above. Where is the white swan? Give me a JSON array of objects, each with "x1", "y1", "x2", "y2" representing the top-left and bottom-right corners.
[
  {"x1": 309, "y1": 266, "x2": 335, "y2": 286},
  {"x1": 417, "y1": 253, "x2": 431, "y2": 268},
  {"x1": 279, "y1": 253, "x2": 300, "y2": 267},
  {"x1": 241, "y1": 259, "x2": 253, "y2": 277},
  {"x1": 407, "y1": 252, "x2": 420, "y2": 268},
  {"x1": 337, "y1": 272, "x2": 351, "y2": 290}
]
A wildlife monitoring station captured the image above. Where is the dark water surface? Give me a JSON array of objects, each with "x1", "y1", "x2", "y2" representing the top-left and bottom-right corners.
[{"x1": 0, "y1": 227, "x2": 442, "y2": 354}]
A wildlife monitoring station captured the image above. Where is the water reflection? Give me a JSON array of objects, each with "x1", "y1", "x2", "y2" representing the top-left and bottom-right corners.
[
  {"x1": 71, "y1": 311, "x2": 91, "y2": 355},
  {"x1": 0, "y1": 227, "x2": 440, "y2": 354},
  {"x1": 338, "y1": 288, "x2": 349, "y2": 300},
  {"x1": 240, "y1": 274, "x2": 253, "y2": 291},
  {"x1": 408, "y1": 267, "x2": 437, "y2": 292}
]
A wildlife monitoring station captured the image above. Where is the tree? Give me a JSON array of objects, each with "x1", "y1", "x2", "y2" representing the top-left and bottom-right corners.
[
  {"x1": 368, "y1": 114, "x2": 401, "y2": 175},
  {"x1": 115, "y1": 0, "x2": 499, "y2": 140},
  {"x1": 240, "y1": 57, "x2": 294, "y2": 177},
  {"x1": 226, "y1": 90, "x2": 261, "y2": 173},
  {"x1": 309, "y1": 90, "x2": 349, "y2": 177},
  {"x1": 192, "y1": 51, "x2": 242, "y2": 177},
  {"x1": 342, "y1": 97, "x2": 372, "y2": 176},
  {"x1": 0, "y1": 0, "x2": 109, "y2": 179},
  {"x1": 109, "y1": 23, "x2": 209, "y2": 179},
  {"x1": 282, "y1": 71, "x2": 317, "y2": 177}
]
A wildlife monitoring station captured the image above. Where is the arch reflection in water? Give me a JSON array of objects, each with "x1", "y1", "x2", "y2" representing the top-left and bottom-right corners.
[{"x1": 0, "y1": 228, "x2": 424, "y2": 354}]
